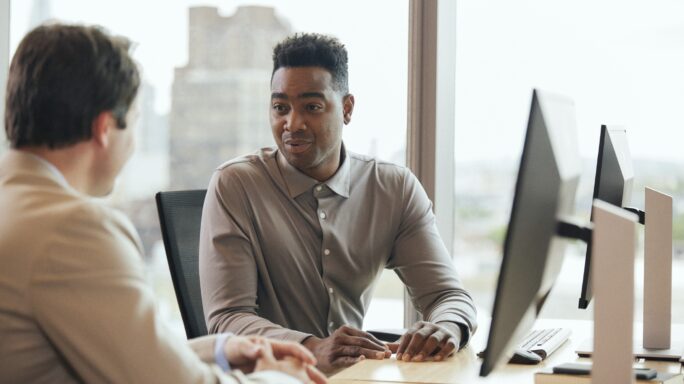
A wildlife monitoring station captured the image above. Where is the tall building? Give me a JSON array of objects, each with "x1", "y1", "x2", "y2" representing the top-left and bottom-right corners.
[{"x1": 169, "y1": 6, "x2": 291, "y2": 189}]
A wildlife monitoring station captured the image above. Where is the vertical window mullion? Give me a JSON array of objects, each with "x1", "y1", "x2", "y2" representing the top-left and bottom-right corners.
[{"x1": 405, "y1": 0, "x2": 457, "y2": 328}]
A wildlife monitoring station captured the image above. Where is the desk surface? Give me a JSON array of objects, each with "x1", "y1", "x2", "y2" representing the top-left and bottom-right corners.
[{"x1": 330, "y1": 319, "x2": 684, "y2": 384}]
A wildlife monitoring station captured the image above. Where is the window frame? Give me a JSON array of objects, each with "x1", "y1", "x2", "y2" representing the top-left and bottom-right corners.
[{"x1": 405, "y1": 0, "x2": 457, "y2": 327}]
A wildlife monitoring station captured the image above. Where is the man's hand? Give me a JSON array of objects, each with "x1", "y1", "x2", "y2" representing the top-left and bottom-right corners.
[
  {"x1": 303, "y1": 325, "x2": 391, "y2": 373},
  {"x1": 392, "y1": 321, "x2": 461, "y2": 362},
  {"x1": 224, "y1": 336, "x2": 326, "y2": 383}
]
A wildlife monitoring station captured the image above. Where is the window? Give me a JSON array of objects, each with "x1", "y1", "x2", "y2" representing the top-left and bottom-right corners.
[
  {"x1": 8, "y1": 0, "x2": 408, "y2": 334},
  {"x1": 454, "y1": 0, "x2": 684, "y2": 321}
]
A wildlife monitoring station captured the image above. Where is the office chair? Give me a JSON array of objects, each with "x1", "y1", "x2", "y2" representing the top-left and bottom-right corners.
[{"x1": 155, "y1": 189, "x2": 208, "y2": 339}]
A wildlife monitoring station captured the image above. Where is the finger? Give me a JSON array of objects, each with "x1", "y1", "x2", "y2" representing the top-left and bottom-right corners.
[
  {"x1": 335, "y1": 345, "x2": 388, "y2": 360},
  {"x1": 336, "y1": 333, "x2": 388, "y2": 352},
  {"x1": 238, "y1": 339, "x2": 262, "y2": 360},
  {"x1": 306, "y1": 364, "x2": 328, "y2": 384},
  {"x1": 332, "y1": 355, "x2": 365, "y2": 369},
  {"x1": 387, "y1": 342, "x2": 400, "y2": 353},
  {"x1": 433, "y1": 337, "x2": 458, "y2": 362},
  {"x1": 395, "y1": 334, "x2": 410, "y2": 361},
  {"x1": 395, "y1": 322, "x2": 425, "y2": 360},
  {"x1": 338, "y1": 326, "x2": 388, "y2": 351},
  {"x1": 335, "y1": 325, "x2": 388, "y2": 351},
  {"x1": 416, "y1": 331, "x2": 446, "y2": 359},
  {"x1": 255, "y1": 339, "x2": 276, "y2": 362},
  {"x1": 404, "y1": 328, "x2": 436, "y2": 362},
  {"x1": 270, "y1": 340, "x2": 317, "y2": 365},
  {"x1": 225, "y1": 336, "x2": 262, "y2": 367}
]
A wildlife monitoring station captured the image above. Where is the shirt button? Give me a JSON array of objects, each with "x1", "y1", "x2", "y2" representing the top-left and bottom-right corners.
[
  {"x1": 328, "y1": 287, "x2": 334, "y2": 294},
  {"x1": 329, "y1": 321, "x2": 335, "y2": 328},
  {"x1": 319, "y1": 211, "x2": 326, "y2": 220},
  {"x1": 315, "y1": 185, "x2": 323, "y2": 192},
  {"x1": 323, "y1": 249, "x2": 330, "y2": 256}
]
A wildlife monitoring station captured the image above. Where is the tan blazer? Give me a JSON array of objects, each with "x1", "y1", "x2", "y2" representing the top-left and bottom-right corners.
[{"x1": 0, "y1": 150, "x2": 298, "y2": 384}]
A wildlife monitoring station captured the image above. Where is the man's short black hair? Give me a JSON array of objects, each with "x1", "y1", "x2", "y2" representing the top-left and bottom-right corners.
[
  {"x1": 272, "y1": 33, "x2": 349, "y2": 94},
  {"x1": 5, "y1": 23, "x2": 140, "y2": 149}
]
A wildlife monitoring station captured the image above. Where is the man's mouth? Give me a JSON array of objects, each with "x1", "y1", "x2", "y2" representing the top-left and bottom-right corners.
[{"x1": 284, "y1": 139, "x2": 312, "y2": 154}]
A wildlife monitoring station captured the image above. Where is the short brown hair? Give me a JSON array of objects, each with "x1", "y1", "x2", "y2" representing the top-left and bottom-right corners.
[{"x1": 5, "y1": 24, "x2": 140, "y2": 149}]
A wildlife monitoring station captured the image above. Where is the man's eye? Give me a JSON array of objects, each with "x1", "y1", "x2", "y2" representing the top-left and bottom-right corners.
[
  {"x1": 272, "y1": 104, "x2": 289, "y2": 113},
  {"x1": 306, "y1": 104, "x2": 323, "y2": 112}
]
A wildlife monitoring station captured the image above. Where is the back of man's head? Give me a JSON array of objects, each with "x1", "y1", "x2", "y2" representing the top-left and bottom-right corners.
[
  {"x1": 271, "y1": 33, "x2": 349, "y2": 94},
  {"x1": 5, "y1": 24, "x2": 140, "y2": 149}
]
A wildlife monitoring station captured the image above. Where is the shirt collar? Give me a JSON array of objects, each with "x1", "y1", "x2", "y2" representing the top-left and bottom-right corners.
[
  {"x1": 325, "y1": 147, "x2": 350, "y2": 198},
  {"x1": 22, "y1": 152, "x2": 71, "y2": 189},
  {"x1": 275, "y1": 145, "x2": 351, "y2": 199}
]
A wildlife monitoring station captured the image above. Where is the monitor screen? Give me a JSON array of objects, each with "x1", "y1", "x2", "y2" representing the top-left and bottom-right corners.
[
  {"x1": 578, "y1": 125, "x2": 634, "y2": 309},
  {"x1": 480, "y1": 89, "x2": 581, "y2": 376}
]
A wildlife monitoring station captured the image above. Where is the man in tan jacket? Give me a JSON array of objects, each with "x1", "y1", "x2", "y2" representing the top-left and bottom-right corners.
[{"x1": 0, "y1": 24, "x2": 325, "y2": 384}]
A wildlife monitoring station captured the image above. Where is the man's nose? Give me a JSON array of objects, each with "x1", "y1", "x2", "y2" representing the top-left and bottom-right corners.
[{"x1": 285, "y1": 110, "x2": 307, "y2": 132}]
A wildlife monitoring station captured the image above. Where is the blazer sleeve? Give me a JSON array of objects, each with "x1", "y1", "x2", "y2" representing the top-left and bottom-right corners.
[{"x1": 29, "y1": 204, "x2": 300, "y2": 384}]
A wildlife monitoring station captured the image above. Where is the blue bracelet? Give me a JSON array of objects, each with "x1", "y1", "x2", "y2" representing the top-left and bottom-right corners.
[{"x1": 214, "y1": 333, "x2": 232, "y2": 372}]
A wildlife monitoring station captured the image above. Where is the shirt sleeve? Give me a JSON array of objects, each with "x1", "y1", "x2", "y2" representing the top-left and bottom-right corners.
[
  {"x1": 30, "y1": 205, "x2": 297, "y2": 384},
  {"x1": 387, "y1": 169, "x2": 478, "y2": 348},
  {"x1": 199, "y1": 169, "x2": 312, "y2": 343}
]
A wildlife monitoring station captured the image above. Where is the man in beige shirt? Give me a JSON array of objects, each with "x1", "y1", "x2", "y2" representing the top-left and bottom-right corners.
[
  {"x1": 0, "y1": 24, "x2": 325, "y2": 384},
  {"x1": 200, "y1": 33, "x2": 477, "y2": 373}
]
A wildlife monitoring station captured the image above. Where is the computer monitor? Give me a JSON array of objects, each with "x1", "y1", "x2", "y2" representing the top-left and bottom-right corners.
[
  {"x1": 480, "y1": 89, "x2": 582, "y2": 376},
  {"x1": 578, "y1": 125, "x2": 636, "y2": 309}
]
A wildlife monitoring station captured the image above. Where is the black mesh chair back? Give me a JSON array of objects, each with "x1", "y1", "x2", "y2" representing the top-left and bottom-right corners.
[{"x1": 155, "y1": 189, "x2": 208, "y2": 339}]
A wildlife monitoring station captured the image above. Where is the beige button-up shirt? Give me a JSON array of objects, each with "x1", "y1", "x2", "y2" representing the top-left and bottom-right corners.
[{"x1": 200, "y1": 147, "x2": 477, "y2": 345}]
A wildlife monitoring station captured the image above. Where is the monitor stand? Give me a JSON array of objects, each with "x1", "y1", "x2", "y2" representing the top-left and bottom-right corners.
[
  {"x1": 591, "y1": 200, "x2": 638, "y2": 384},
  {"x1": 576, "y1": 189, "x2": 681, "y2": 363},
  {"x1": 643, "y1": 187, "x2": 673, "y2": 350}
]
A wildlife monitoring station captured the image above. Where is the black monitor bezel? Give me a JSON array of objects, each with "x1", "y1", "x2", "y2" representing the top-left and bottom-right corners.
[
  {"x1": 578, "y1": 125, "x2": 639, "y2": 309},
  {"x1": 479, "y1": 89, "x2": 581, "y2": 376}
]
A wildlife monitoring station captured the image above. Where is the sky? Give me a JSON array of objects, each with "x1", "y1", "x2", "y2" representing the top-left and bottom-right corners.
[
  {"x1": 9, "y1": 0, "x2": 684, "y2": 164},
  {"x1": 454, "y1": 0, "x2": 684, "y2": 164}
]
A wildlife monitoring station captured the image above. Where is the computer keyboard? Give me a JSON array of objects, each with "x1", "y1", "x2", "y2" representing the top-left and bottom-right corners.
[
  {"x1": 477, "y1": 327, "x2": 572, "y2": 364},
  {"x1": 519, "y1": 327, "x2": 571, "y2": 360}
]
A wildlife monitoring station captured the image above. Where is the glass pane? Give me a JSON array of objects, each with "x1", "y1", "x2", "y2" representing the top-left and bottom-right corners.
[
  {"x1": 455, "y1": 0, "x2": 684, "y2": 321},
  {"x1": 9, "y1": 0, "x2": 408, "y2": 335}
]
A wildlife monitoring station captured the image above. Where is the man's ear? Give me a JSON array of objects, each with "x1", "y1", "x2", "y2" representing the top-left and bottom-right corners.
[
  {"x1": 343, "y1": 94, "x2": 355, "y2": 125},
  {"x1": 91, "y1": 111, "x2": 115, "y2": 148}
]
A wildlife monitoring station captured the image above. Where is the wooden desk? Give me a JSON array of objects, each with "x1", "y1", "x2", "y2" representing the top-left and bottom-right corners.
[{"x1": 330, "y1": 319, "x2": 684, "y2": 384}]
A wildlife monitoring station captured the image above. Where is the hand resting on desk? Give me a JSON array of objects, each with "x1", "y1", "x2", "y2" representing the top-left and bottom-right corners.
[
  {"x1": 392, "y1": 321, "x2": 462, "y2": 362},
  {"x1": 303, "y1": 325, "x2": 392, "y2": 373}
]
